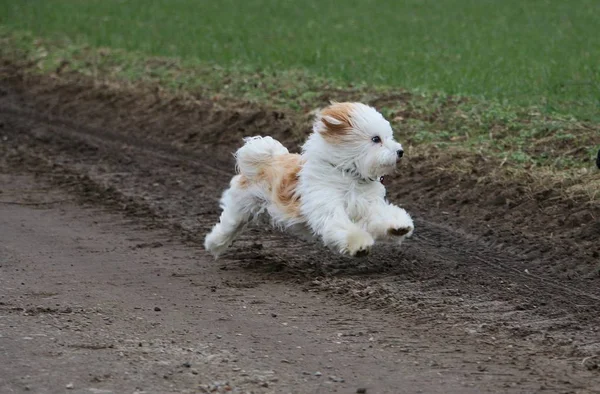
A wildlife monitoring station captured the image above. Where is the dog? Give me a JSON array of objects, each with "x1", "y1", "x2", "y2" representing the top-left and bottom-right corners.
[{"x1": 204, "y1": 102, "x2": 414, "y2": 258}]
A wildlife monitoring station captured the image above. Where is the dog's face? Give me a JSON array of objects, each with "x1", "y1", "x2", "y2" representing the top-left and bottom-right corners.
[{"x1": 313, "y1": 102, "x2": 404, "y2": 179}]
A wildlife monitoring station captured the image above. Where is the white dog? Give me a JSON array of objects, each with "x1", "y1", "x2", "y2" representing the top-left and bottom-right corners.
[{"x1": 204, "y1": 102, "x2": 414, "y2": 258}]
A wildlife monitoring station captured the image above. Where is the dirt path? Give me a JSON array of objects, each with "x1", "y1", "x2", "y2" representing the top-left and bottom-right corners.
[
  {"x1": 1, "y1": 69, "x2": 599, "y2": 393},
  {"x1": 2, "y1": 174, "x2": 497, "y2": 394}
]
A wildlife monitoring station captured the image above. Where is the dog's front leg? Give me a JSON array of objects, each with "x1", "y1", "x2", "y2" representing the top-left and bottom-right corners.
[
  {"x1": 365, "y1": 201, "x2": 414, "y2": 243},
  {"x1": 309, "y1": 206, "x2": 374, "y2": 257}
]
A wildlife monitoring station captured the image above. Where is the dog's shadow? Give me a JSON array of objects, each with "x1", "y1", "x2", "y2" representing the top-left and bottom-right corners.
[{"x1": 223, "y1": 228, "x2": 415, "y2": 278}]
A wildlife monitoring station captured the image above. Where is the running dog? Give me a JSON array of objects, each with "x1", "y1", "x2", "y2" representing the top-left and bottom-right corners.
[{"x1": 204, "y1": 102, "x2": 414, "y2": 258}]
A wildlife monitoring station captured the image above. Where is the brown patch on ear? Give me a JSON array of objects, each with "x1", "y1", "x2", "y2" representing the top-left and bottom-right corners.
[{"x1": 319, "y1": 102, "x2": 355, "y2": 142}]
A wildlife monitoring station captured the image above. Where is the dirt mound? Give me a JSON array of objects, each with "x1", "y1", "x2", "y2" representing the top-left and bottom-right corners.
[
  {"x1": 1, "y1": 61, "x2": 303, "y2": 148},
  {"x1": 390, "y1": 155, "x2": 600, "y2": 281},
  {"x1": 2, "y1": 62, "x2": 598, "y2": 281}
]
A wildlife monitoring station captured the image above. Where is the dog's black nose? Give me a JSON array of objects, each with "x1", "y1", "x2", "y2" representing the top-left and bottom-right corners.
[{"x1": 397, "y1": 150, "x2": 404, "y2": 158}]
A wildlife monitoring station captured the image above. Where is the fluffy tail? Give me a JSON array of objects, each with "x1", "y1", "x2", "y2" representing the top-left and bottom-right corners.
[{"x1": 235, "y1": 136, "x2": 289, "y2": 179}]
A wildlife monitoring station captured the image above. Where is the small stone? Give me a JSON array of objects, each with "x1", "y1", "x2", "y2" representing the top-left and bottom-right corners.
[
  {"x1": 281, "y1": 359, "x2": 290, "y2": 364},
  {"x1": 357, "y1": 388, "x2": 367, "y2": 394},
  {"x1": 216, "y1": 334, "x2": 223, "y2": 339},
  {"x1": 66, "y1": 383, "x2": 74, "y2": 389},
  {"x1": 182, "y1": 362, "x2": 191, "y2": 368},
  {"x1": 154, "y1": 307, "x2": 161, "y2": 312},
  {"x1": 314, "y1": 371, "x2": 322, "y2": 377}
]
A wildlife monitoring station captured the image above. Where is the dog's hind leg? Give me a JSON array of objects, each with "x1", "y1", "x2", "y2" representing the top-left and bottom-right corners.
[{"x1": 204, "y1": 175, "x2": 257, "y2": 258}]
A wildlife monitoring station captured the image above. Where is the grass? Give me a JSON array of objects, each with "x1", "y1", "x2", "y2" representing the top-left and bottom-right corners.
[
  {"x1": 1, "y1": 0, "x2": 599, "y2": 120},
  {"x1": 2, "y1": 28, "x2": 598, "y2": 172},
  {"x1": 1, "y1": 20, "x2": 599, "y2": 203}
]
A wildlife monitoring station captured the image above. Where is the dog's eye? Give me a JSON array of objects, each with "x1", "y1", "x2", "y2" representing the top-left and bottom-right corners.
[{"x1": 371, "y1": 136, "x2": 381, "y2": 143}]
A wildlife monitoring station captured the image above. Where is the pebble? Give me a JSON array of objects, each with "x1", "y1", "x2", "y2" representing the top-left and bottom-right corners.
[
  {"x1": 314, "y1": 371, "x2": 322, "y2": 377},
  {"x1": 182, "y1": 362, "x2": 191, "y2": 368},
  {"x1": 356, "y1": 388, "x2": 367, "y2": 394},
  {"x1": 66, "y1": 383, "x2": 74, "y2": 389},
  {"x1": 154, "y1": 306, "x2": 161, "y2": 312},
  {"x1": 207, "y1": 381, "x2": 231, "y2": 391}
]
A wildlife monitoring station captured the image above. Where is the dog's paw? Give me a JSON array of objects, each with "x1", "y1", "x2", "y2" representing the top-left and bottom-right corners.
[
  {"x1": 204, "y1": 230, "x2": 231, "y2": 259},
  {"x1": 345, "y1": 229, "x2": 375, "y2": 257},
  {"x1": 387, "y1": 226, "x2": 414, "y2": 237},
  {"x1": 385, "y1": 209, "x2": 414, "y2": 239}
]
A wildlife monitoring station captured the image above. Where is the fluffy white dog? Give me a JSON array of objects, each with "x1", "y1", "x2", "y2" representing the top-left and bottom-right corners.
[{"x1": 204, "y1": 102, "x2": 414, "y2": 258}]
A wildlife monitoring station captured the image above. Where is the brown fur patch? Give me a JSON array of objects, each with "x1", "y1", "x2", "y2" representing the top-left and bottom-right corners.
[
  {"x1": 319, "y1": 102, "x2": 355, "y2": 142},
  {"x1": 237, "y1": 175, "x2": 250, "y2": 189},
  {"x1": 256, "y1": 154, "x2": 303, "y2": 218}
]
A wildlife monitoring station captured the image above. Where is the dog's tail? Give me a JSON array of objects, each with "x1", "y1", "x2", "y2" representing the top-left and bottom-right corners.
[{"x1": 235, "y1": 136, "x2": 289, "y2": 179}]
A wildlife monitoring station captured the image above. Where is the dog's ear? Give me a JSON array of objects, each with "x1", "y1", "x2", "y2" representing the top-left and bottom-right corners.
[
  {"x1": 322, "y1": 114, "x2": 344, "y2": 127},
  {"x1": 317, "y1": 103, "x2": 354, "y2": 141}
]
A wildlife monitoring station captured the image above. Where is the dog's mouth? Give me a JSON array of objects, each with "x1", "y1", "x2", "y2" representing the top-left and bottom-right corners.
[
  {"x1": 377, "y1": 162, "x2": 399, "y2": 176},
  {"x1": 337, "y1": 159, "x2": 399, "y2": 183}
]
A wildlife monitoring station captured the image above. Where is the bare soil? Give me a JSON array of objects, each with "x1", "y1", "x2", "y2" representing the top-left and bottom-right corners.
[{"x1": 1, "y1": 64, "x2": 599, "y2": 393}]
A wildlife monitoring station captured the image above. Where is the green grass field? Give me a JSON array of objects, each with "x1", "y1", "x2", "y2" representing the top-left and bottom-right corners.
[{"x1": 1, "y1": 0, "x2": 599, "y2": 120}]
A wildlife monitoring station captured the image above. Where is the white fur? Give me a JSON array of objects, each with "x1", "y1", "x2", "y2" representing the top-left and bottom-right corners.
[{"x1": 204, "y1": 102, "x2": 414, "y2": 258}]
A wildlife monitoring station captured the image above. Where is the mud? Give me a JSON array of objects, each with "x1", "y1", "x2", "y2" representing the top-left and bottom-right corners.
[{"x1": 1, "y1": 63, "x2": 600, "y2": 393}]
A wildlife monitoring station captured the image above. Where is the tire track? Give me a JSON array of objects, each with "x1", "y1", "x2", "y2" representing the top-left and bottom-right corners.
[{"x1": 0, "y1": 104, "x2": 233, "y2": 179}]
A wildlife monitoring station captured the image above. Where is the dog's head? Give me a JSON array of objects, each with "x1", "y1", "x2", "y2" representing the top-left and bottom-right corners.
[{"x1": 308, "y1": 102, "x2": 404, "y2": 180}]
